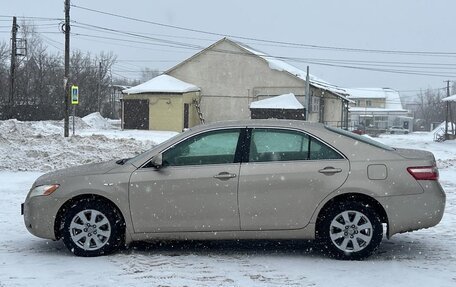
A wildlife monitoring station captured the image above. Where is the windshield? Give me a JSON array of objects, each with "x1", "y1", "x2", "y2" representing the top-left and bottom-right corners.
[{"x1": 326, "y1": 126, "x2": 395, "y2": 151}]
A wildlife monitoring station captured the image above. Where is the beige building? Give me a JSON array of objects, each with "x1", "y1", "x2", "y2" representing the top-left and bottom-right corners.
[
  {"x1": 346, "y1": 88, "x2": 411, "y2": 131},
  {"x1": 166, "y1": 38, "x2": 351, "y2": 128},
  {"x1": 122, "y1": 75, "x2": 201, "y2": 132}
]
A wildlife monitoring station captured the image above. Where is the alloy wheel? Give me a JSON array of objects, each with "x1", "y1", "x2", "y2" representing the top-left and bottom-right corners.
[
  {"x1": 329, "y1": 210, "x2": 373, "y2": 253},
  {"x1": 69, "y1": 209, "x2": 111, "y2": 251}
]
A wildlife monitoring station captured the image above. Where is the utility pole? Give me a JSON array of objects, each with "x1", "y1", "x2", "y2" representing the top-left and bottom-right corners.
[
  {"x1": 64, "y1": 0, "x2": 70, "y2": 137},
  {"x1": 9, "y1": 16, "x2": 18, "y2": 117},
  {"x1": 445, "y1": 80, "x2": 451, "y2": 138},
  {"x1": 98, "y1": 61, "x2": 102, "y2": 112},
  {"x1": 305, "y1": 66, "x2": 310, "y2": 121}
]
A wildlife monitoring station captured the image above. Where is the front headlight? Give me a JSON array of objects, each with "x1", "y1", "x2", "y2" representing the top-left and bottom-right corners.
[{"x1": 29, "y1": 184, "x2": 60, "y2": 197}]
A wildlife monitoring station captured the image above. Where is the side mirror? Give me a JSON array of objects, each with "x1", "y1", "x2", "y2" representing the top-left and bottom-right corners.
[{"x1": 150, "y1": 154, "x2": 163, "y2": 169}]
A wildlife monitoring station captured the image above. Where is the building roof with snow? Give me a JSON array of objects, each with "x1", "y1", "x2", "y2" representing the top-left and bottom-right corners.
[
  {"x1": 123, "y1": 74, "x2": 200, "y2": 95},
  {"x1": 346, "y1": 88, "x2": 406, "y2": 112},
  {"x1": 233, "y1": 40, "x2": 350, "y2": 100},
  {"x1": 442, "y1": 94, "x2": 456, "y2": 102},
  {"x1": 250, "y1": 93, "x2": 304, "y2": 110},
  {"x1": 166, "y1": 38, "x2": 351, "y2": 102}
]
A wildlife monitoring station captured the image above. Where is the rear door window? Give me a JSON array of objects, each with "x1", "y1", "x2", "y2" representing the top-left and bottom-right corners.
[{"x1": 249, "y1": 128, "x2": 342, "y2": 162}]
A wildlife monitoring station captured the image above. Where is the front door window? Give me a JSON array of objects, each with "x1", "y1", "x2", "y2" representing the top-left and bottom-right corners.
[{"x1": 162, "y1": 129, "x2": 241, "y2": 166}]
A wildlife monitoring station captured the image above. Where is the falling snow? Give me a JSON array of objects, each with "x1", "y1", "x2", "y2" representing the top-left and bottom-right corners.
[{"x1": 0, "y1": 117, "x2": 455, "y2": 286}]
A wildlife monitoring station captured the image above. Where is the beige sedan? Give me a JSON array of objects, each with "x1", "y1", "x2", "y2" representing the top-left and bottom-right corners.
[{"x1": 22, "y1": 120, "x2": 446, "y2": 260}]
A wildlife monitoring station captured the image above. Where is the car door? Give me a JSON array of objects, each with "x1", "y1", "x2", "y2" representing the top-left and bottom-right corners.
[
  {"x1": 238, "y1": 128, "x2": 349, "y2": 231},
  {"x1": 129, "y1": 128, "x2": 243, "y2": 233}
]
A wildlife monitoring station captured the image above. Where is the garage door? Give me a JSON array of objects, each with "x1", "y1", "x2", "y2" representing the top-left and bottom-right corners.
[{"x1": 123, "y1": 99, "x2": 149, "y2": 130}]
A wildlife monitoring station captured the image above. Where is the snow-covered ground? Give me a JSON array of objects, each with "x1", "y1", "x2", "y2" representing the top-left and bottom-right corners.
[
  {"x1": 0, "y1": 116, "x2": 455, "y2": 286},
  {"x1": 0, "y1": 113, "x2": 177, "y2": 171}
]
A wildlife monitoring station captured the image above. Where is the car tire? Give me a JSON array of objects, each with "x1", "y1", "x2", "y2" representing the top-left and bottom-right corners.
[
  {"x1": 61, "y1": 199, "x2": 124, "y2": 257},
  {"x1": 317, "y1": 201, "x2": 383, "y2": 260},
  {"x1": 390, "y1": 131, "x2": 394, "y2": 134}
]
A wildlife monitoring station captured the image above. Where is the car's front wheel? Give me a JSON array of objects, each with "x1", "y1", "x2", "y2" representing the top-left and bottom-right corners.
[
  {"x1": 318, "y1": 201, "x2": 383, "y2": 260},
  {"x1": 61, "y1": 199, "x2": 124, "y2": 257}
]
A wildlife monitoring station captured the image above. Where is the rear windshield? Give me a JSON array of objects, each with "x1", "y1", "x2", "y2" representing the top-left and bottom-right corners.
[{"x1": 325, "y1": 126, "x2": 395, "y2": 151}]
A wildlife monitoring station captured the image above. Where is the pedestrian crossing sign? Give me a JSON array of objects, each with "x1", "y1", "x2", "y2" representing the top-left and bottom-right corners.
[{"x1": 71, "y1": 85, "x2": 79, "y2": 105}]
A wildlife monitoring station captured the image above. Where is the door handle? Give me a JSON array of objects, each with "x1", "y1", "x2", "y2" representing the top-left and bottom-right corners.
[
  {"x1": 318, "y1": 167, "x2": 342, "y2": 174},
  {"x1": 213, "y1": 172, "x2": 237, "y2": 180}
]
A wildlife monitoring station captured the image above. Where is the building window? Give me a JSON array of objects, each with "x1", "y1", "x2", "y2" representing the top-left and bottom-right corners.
[
  {"x1": 374, "y1": 116, "x2": 388, "y2": 129},
  {"x1": 311, "y1": 96, "x2": 320, "y2": 113},
  {"x1": 366, "y1": 100, "x2": 372, "y2": 107}
]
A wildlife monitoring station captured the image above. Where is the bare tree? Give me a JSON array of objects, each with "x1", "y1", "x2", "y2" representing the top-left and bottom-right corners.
[
  {"x1": 414, "y1": 88, "x2": 446, "y2": 129},
  {"x1": 0, "y1": 23, "x2": 157, "y2": 120},
  {"x1": 140, "y1": 67, "x2": 160, "y2": 82},
  {"x1": 0, "y1": 41, "x2": 9, "y2": 105}
]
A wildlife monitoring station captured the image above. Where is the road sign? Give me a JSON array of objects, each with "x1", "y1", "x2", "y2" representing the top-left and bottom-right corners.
[{"x1": 71, "y1": 85, "x2": 79, "y2": 105}]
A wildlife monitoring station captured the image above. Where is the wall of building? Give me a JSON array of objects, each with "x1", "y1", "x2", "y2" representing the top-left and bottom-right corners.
[
  {"x1": 182, "y1": 92, "x2": 202, "y2": 128},
  {"x1": 349, "y1": 111, "x2": 409, "y2": 130},
  {"x1": 352, "y1": 98, "x2": 385, "y2": 108},
  {"x1": 323, "y1": 97, "x2": 343, "y2": 126},
  {"x1": 123, "y1": 93, "x2": 184, "y2": 132},
  {"x1": 168, "y1": 40, "x2": 310, "y2": 123}
]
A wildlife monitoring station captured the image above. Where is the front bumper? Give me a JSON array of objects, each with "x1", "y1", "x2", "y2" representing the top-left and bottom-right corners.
[
  {"x1": 23, "y1": 195, "x2": 63, "y2": 240},
  {"x1": 381, "y1": 180, "x2": 446, "y2": 237}
]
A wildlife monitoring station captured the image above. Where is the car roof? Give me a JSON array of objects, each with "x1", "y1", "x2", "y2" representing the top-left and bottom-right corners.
[
  {"x1": 128, "y1": 119, "x2": 400, "y2": 168},
  {"x1": 188, "y1": 119, "x2": 326, "y2": 132}
]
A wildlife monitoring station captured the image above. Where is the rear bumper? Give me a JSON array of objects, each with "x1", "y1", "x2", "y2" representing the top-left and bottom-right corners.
[{"x1": 381, "y1": 181, "x2": 446, "y2": 237}]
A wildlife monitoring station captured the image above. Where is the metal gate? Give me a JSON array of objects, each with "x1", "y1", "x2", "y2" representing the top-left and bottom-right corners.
[{"x1": 123, "y1": 99, "x2": 149, "y2": 130}]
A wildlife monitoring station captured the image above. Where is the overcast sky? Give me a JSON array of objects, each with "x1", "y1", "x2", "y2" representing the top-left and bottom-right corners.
[{"x1": 2, "y1": 0, "x2": 455, "y2": 99}]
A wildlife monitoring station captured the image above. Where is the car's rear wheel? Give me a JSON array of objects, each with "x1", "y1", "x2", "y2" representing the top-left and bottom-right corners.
[
  {"x1": 318, "y1": 201, "x2": 383, "y2": 260},
  {"x1": 61, "y1": 199, "x2": 124, "y2": 257}
]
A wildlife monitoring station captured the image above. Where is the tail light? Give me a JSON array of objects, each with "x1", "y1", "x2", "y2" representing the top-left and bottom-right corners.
[{"x1": 407, "y1": 166, "x2": 439, "y2": 180}]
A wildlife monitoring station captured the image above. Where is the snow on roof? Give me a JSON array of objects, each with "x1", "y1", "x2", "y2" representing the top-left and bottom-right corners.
[
  {"x1": 250, "y1": 93, "x2": 304, "y2": 110},
  {"x1": 349, "y1": 107, "x2": 408, "y2": 113},
  {"x1": 346, "y1": 88, "x2": 390, "y2": 99},
  {"x1": 123, "y1": 74, "x2": 200, "y2": 94},
  {"x1": 233, "y1": 40, "x2": 349, "y2": 99},
  {"x1": 112, "y1": 84, "x2": 131, "y2": 90},
  {"x1": 346, "y1": 88, "x2": 405, "y2": 110},
  {"x1": 442, "y1": 94, "x2": 456, "y2": 102}
]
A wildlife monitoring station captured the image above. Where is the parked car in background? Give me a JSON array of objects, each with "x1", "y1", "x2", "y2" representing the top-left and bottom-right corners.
[
  {"x1": 22, "y1": 120, "x2": 445, "y2": 260},
  {"x1": 389, "y1": 126, "x2": 409, "y2": 134},
  {"x1": 351, "y1": 125, "x2": 366, "y2": 135}
]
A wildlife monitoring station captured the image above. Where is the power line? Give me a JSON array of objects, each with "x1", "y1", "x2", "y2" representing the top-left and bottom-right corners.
[
  {"x1": 71, "y1": 20, "x2": 216, "y2": 43},
  {"x1": 0, "y1": 15, "x2": 63, "y2": 21},
  {"x1": 72, "y1": 34, "x2": 191, "y2": 54},
  {"x1": 41, "y1": 34, "x2": 64, "y2": 50},
  {"x1": 64, "y1": 15, "x2": 456, "y2": 75},
  {"x1": 71, "y1": 3, "x2": 456, "y2": 58},
  {"x1": 2, "y1": 11, "x2": 453, "y2": 91},
  {"x1": 288, "y1": 57, "x2": 456, "y2": 69},
  {"x1": 73, "y1": 20, "x2": 456, "y2": 69},
  {"x1": 70, "y1": 29, "x2": 456, "y2": 77},
  {"x1": 66, "y1": 19, "x2": 456, "y2": 77},
  {"x1": 72, "y1": 32, "x2": 198, "y2": 50},
  {"x1": 71, "y1": 21, "x2": 204, "y2": 50},
  {"x1": 118, "y1": 59, "x2": 177, "y2": 63}
]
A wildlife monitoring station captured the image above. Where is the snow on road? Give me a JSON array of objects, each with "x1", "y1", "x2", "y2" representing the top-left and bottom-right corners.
[{"x1": 0, "y1": 118, "x2": 455, "y2": 286}]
